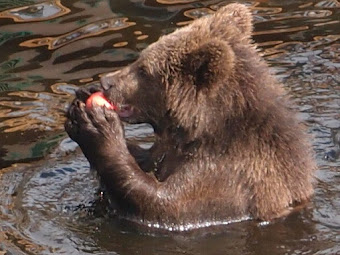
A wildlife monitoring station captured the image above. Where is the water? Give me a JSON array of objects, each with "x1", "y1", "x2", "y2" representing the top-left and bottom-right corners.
[{"x1": 0, "y1": 0, "x2": 339, "y2": 254}]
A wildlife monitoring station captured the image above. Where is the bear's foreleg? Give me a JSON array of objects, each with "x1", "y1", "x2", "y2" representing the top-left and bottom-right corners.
[{"x1": 65, "y1": 96, "x2": 166, "y2": 216}]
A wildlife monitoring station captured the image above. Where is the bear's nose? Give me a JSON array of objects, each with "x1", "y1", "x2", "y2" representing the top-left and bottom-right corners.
[
  {"x1": 100, "y1": 76, "x2": 111, "y2": 90},
  {"x1": 100, "y1": 70, "x2": 121, "y2": 90}
]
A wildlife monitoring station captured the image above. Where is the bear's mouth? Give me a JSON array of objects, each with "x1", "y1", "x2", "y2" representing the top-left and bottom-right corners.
[
  {"x1": 116, "y1": 104, "x2": 134, "y2": 118},
  {"x1": 114, "y1": 102, "x2": 146, "y2": 125}
]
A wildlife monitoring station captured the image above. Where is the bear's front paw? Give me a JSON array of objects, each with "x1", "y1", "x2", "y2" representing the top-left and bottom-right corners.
[{"x1": 65, "y1": 99, "x2": 125, "y2": 162}]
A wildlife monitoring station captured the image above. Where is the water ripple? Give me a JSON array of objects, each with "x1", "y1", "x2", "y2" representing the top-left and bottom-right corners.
[
  {"x1": 0, "y1": 0, "x2": 70, "y2": 23},
  {"x1": 0, "y1": 83, "x2": 76, "y2": 133},
  {"x1": 20, "y1": 17, "x2": 136, "y2": 50},
  {"x1": 0, "y1": 0, "x2": 339, "y2": 254}
]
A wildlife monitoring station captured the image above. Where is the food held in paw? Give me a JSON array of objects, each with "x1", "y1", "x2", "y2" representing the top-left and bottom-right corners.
[{"x1": 86, "y1": 92, "x2": 116, "y2": 110}]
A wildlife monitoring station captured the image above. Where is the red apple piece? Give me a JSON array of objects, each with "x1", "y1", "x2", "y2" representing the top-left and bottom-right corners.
[{"x1": 85, "y1": 92, "x2": 116, "y2": 110}]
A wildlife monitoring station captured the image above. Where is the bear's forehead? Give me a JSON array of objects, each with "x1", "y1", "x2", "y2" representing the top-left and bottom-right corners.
[
  {"x1": 138, "y1": 5, "x2": 252, "y2": 73},
  {"x1": 140, "y1": 19, "x2": 211, "y2": 66}
]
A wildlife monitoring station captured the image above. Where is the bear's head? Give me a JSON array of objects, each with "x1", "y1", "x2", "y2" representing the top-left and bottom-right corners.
[{"x1": 101, "y1": 3, "x2": 262, "y2": 140}]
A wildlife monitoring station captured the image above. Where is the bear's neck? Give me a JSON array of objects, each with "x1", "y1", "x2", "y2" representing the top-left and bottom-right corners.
[{"x1": 157, "y1": 124, "x2": 220, "y2": 155}]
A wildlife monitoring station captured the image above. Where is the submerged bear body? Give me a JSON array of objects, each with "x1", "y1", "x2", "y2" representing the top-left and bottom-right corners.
[{"x1": 65, "y1": 3, "x2": 315, "y2": 229}]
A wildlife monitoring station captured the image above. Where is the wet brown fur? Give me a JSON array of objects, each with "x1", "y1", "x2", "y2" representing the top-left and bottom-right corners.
[{"x1": 65, "y1": 4, "x2": 316, "y2": 228}]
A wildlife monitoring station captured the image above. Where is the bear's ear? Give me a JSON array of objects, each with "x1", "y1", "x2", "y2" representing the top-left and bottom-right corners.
[
  {"x1": 183, "y1": 39, "x2": 235, "y2": 90},
  {"x1": 211, "y1": 3, "x2": 253, "y2": 39}
]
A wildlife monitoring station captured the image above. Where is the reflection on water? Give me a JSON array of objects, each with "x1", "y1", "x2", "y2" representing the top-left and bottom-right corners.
[
  {"x1": 0, "y1": 83, "x2": 75, "y2": 133},
  {"x1": 157, "y1": 0, "x2": 198, "y2": 4},
  {"x1": 0, "y1": 0, "x2": 70, "y2": 23},
  {"x1": 20, "y1": 17, "x2": 136, "y2": 50},
  {"x1": 176, "y1": 8, "x2": 215, "y2": 25},
  {"x1": 316, "y1": 0, "x2": 340, "y2": 8},
  {"x1": 0, "y1": 0, "x2": 339, "y2": 254}
]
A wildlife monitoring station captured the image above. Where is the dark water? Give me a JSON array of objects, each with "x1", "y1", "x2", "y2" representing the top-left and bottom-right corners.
[{"x1": 0, "y1": 0, "x2": 339, "y2": 254}]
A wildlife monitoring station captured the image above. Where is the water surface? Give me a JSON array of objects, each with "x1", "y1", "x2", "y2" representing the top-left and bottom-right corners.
[{"x1": 0, "y1": 0, "x2": 339, "y2": 254}]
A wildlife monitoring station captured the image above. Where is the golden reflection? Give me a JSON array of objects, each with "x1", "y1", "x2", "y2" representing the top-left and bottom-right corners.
[
  {"x1": 314, "y1": 20, "x2": 340, "y2": 27},
  {"x1": 113, "y1": 41, "x2": 128, "y2": 47},
  {"x1": 299, "y1": 2, "x2": 314, "y2": 8},
  {"x1": 0, "y1": 83, "x2": 77, "y2": 133},
  {"x1": 79, "y1": 78, "x2": 93, "y2": 83},
  {"x1": 311, "y1": 35, "x2": 340, "y2": 48},
  {"x1": 176, "y1": 20, "x2": 192, "y2": 26},
  {"x1": 134, "y1": 31, "x2": 143, "y2": 35},
  {"x1": 261, "y1": 41, "x2": 304, "y2": 58},
  {"x1": 156, "y1": 0, "x2": 197, "y2": 4},
  {"x1": 0, "y1": 0, "x2": 70, "y2": 23},
  {"x1": 253, "y1": 26, "x2": 309, "y2": 36},
  {"x1": 50, "y1": 82, "x2": 78, "y2": 95},
  {"x1": 1, "y1": 121, "x2": 43, "y2": 133},
  {"x1": 177, "y1": 8, "x2": 214, "y2": 26},
  {"x1": 0, "y1": 109, "x2": 12, "y2": 116},
  {"x1": 137, "y1": 35, "x2": 149, "y2": 40},
  {"x1": 20, "y1": 17, "x2": 136, "y2": 50},
  {"x1": 257, "y1": 41, "x2": 284, "y2": 47},
  {"x1": 2, "y1": 226, "x2": 45, "y2": 254},
  {"x1": 0, "y1": 163, "x2": 31, "y2": 176}
]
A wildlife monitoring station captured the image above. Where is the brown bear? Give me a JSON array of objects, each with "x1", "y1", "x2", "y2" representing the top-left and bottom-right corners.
[{"x1": 65, "y1": 3, "x2": 316, "y2": 230}]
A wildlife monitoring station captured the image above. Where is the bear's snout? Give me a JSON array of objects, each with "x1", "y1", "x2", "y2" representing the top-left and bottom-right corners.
[
  {"x1": 100, "y1": 75, "x2": 114, "y2": 90},
  {"x1": 101, "y1": 70, "x2": 122, "y2": 90}
]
